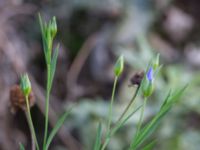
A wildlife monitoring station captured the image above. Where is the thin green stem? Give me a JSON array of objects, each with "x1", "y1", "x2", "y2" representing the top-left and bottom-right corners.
[
  {"x1": 108, "y1": 76, "x2": 118, "y2": 131},
  {"x1": 25, "y1": 112, "x2": 36, "y2": 150},
  {"x1": 101, "y1": 76, "x2": 118, "y2": 150},
  {"x1": 135, "y1": 97, "x2": 147, "y2": 137},
  {"x1": 101, "y1": 138, "x2": 110, "y2": 150},
  {"x1": 101, "y1": 83, "x2": 140, "y2": 150},
  {"x1": 115, "y1": 86, "x2": 139, "y2": 125},
  {"x1": 25, "y1": 96, "x2": 39, "y2": 150},
  {"x1": 43, "y1": 64, "x2": 51, "y2": 149}
]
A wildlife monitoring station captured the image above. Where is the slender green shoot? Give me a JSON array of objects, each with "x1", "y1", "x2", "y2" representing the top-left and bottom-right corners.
[
  {"x1": 115, "y1": 86, "x2": 140, "y2": 125},
  {"x1": 19, "y1": 143, "x2": 25, "y2": 150},
  {"x1": 45, "y1": 108, "x2": 72, "y2": 150},
  {"x1": 135, "y1": 97, "x2": 147, "y2": 137},
  {"x1": 38, "y1": 13, "x2": 59, "y2": 149},
  {"x1": 43, "y1": 64, "x2": 51, "y2": 148},
  {"x1": 101, "y1": 55, "x2": 124, "y2": 150},
  {"x1": 25, "y1": 96, "x2": 39, "y2": 150},
  {"x1": 108, "y1": 76, "x2": 118, "y2": 131},
  {"x1": 129, "y1": 86, "x2": 187, "y2": 150},
  {"x1": 94, "y1": 123, "x2": 103, "y2": 150}
]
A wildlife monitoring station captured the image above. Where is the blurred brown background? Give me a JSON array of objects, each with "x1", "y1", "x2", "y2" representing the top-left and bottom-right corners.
[{"x1": 0, "y1": 0, "x2": 200, "y2": 150}]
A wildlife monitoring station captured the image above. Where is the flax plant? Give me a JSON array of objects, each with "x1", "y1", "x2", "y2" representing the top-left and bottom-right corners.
[
  {"x1": 18, "y1": 14, "x2": 187, "y2": 150},
  {"x1": 20, "y1": 74, "x2": 39, "y2": 150},
  {"x1": 19, "y1": 14, "x2": 71, "y2": 150},
  {"x1": 94, "y1": 54, "x2": 187, "y2": 150},
  {"x1": 38, "y1": 14, "x2": 71, "y2": 150}
]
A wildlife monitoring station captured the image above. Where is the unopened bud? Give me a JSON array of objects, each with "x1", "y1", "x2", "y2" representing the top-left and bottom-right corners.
[
  {"x1": 114, "y1": 55, "x2": 124, "y2": 77},
  {"x1": 50, "y1": 16, "x2": 57, "y2": 38},
  {"x1": 142, "y1": 67, "x2": 154, "y2": 97},
  {"x1": 152, "y1": 53, "x2": 160, "y2": 70},
  {"x1": 20, "y1": 74, "x2": 32, "y2": 97}
]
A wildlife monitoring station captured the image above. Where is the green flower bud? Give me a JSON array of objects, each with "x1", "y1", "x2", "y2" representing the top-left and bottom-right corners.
[
  {"x1": 142, "y1": 79, "x2": 154, "y2": 97},
  {"x1": 20, "y1": 74, "x2": 32, "y2": 97},
  {"x1": 50, "y1": 16, "x2": 57, "y2": 38},
  {"x1": 114, "y1": 55, "x2": 124, "y2": 77},
  {"x1": 142, "y1": 67, "x2": 154, "y2": 97},
  {"x1": 152, "y1": 53, "x2": 160, "y2": 70}
]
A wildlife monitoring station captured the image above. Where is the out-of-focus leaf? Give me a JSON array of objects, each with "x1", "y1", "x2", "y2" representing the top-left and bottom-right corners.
[
  {"x1": 94, "y1": 123, "x2": 102, "y2": 150},
  {"x1": 111, "y1": 105, "x2": 142, "y2": 136},
  {"x1": 142, "y1": 140, "x2": 156, "y2": 150},
  {"x1": 49, "y1": 44, "x2": 59, "y2": 88},
  {"x1": 130, "y1": 85, "x2": 187, "y2": 150},
  {"x1": 19, "y1": 143, "x2": 25, "y2": 150},
  {"x1": 45, "y1": 108, "x2": 72, "y2": 150}
]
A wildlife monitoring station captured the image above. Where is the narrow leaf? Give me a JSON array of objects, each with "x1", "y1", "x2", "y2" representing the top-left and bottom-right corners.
[
  {"x1": 167, "y1": 85, "x2": 188, "y2": 104},
  {"x1": 19, "y1": 143, "x2": 25, "y2": 150},
  {"x1": 142, "y1": 140, "x2": 156, "y2": 150},
  {"x1": 38, "y1": 13, "x2": 44, "y2": 36},
  {"x1": 45, "y1": 108, "x2": 72, "y2": 149},
  {"x1": 160, "y1": 90, "x2": 171, "y2": 110},
  {"x1": 49, "y1": 44, "x2": 59, "y2": 89},
  {"x1": 130, "y1": 85, "x2": 187, "y2": 149},
  {"x1": 112, "y1": 105, "x2": 142, "y2": 136},
  {"x1": 38, "y1": 13, "x2": 48, "y2": 63},
  {"x1": 94, "y1": 123, "x2": 102, "y2": 150}
]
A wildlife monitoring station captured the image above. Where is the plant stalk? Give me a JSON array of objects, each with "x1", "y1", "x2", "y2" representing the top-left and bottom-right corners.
[
  {"x1": 25, "y1": 96, "x2": 39, "y2": 150},
  {"x1": 101, "y1": 85, "x2": 140, "y2": 150},
  {"x1": 108, "y1": 76, "x2": 118, "y2": 131},
  {"x1": 43, "y1": 64, "x2": 51, "y2": 149},
  {"x1": 25, "y1": 112, "x2": 35, "y2": 150},
  {"x1": 101, "y1": 77, "x2": 118, "y2": 150},
  {"x1": 101, "y1": 137, "x2": 110, "y2": 150},
  {"x1": 115, "y1": 86, "x2": 140, "y2": 125},
  {"x1": 135, "y1": 97, "x2": 147, "y2": 137}
]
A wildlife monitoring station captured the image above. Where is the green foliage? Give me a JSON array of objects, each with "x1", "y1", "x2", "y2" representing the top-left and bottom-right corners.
[
  {"x1": 49, "y1": 44, "x2": 59, "y2": 89},
  {"x1": 38, "y1": 14, "x2": 70, "y2": 150},
  {"x1": 130, "y1": 86, "x2": 187, "y2": 150},
  {"x1": 94, "y1": 123, "x2": 103, "y2": 150},
  {"x1": 96, "y1": 46, "x2": 187, "y2": 150},
  {"x1": 19, "y1": 143, "x2": 25, "y2": 150},
  {"x1": 18, "y1": 14, "x2": 188, "y2": 150},
  {"x1": 38, "y1": 13, "x2": 58, "y2": 65},
  {"x1": 45, "y1": 108, "x2": 72, "y2": 150},
  {"x1": 19, "y1": 14, "x2": 69, "y2": 150},
  {"x1": 142, "y1": 140, "x2": 156, "y2": 150},
  {"x1": 111, "y1": 105, "x2": 142, "y2": 137},
  {"x1": 20, "y1": 73, "x2": 39, "y2": 150}
]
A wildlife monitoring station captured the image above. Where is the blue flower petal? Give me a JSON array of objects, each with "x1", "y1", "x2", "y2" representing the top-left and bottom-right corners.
[{"x1": 147, "y1": 67, "x2": 153, "y2": 82}]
